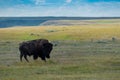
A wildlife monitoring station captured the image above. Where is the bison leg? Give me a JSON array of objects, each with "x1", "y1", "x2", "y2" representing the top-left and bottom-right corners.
[
  {"x1": 24, "y1": 55, "x2": 29, "y2": 62},
  {"x1": 41, "y1": 56, "x2": 46, "y2": 62},
  {"x1": 33, "y1": 55, "x2": 38, "y2": 60},
  {"x1": 20, "y1": 54, "x2": 23, "y2": 62},
  {"x1": 46, "y1": 55, "x2": 50, "y2": 59}
]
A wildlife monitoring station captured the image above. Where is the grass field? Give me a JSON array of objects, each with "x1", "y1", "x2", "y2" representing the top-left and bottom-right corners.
[{"x1": 0, "y1": 19, "x2": 120, "y2": 80}]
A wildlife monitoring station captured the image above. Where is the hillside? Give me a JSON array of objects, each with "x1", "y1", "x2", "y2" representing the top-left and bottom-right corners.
[{"x1": 0, "y1": 22, "x2": 120, "y2": 41}]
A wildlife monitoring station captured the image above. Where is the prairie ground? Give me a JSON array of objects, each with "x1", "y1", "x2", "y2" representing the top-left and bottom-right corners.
[{"x1": 0, "y1": 19, "x2": 120, "y2": 80}]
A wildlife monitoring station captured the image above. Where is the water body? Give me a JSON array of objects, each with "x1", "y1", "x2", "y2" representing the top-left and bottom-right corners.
[{"x1": 0, "y1": 17, "x2": 120, "y2": 28}]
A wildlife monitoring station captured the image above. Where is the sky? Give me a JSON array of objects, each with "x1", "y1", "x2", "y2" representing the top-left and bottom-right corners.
[{"x1": 0, "y1": 0, "x2": 120, "y2": 17}]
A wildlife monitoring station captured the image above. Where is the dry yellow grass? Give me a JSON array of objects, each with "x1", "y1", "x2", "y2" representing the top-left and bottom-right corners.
[{"x1": 0, "y1": 23, "x2": 120, "y2": 41}]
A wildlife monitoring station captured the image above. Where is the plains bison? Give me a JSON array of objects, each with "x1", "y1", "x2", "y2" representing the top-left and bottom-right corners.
[{"x1": 19, "y1": 39, "x2": 53, "y2": 62}]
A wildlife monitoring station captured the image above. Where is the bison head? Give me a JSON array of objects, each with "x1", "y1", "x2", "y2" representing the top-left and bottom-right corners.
[{"x1": 43, "y1": 43, "x2": 53, "y2": 58}]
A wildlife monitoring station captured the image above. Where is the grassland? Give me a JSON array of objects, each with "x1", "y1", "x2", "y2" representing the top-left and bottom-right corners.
[
  {"x1": 0, "y1": 23, "x2": 120, "y2": 41},
  {"x1": 0, "y1": 19, "x2": 120, "y2": 80}
]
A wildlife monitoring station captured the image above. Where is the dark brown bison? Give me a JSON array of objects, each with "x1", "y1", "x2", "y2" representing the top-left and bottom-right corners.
[{"x1": 19, "y1": 39, "x2": 53, "y2": 62}]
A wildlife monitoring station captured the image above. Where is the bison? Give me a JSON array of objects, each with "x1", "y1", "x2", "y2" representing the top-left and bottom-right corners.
[{"x1": 19, "y1": 39, "x2": 53, "y2": 62}]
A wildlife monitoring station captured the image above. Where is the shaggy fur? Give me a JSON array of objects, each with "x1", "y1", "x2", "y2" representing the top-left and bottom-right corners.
[{"x1": 19, "y1": 39, "x2": 53, "y2": 62}]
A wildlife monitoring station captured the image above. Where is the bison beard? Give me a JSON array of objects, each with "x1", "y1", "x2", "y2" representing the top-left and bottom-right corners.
[{"x1": 19, "y1": 39, "x2": 53, "y2": 62}]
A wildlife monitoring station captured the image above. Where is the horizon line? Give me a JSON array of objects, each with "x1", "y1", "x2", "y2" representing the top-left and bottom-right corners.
[{"x1": 0, "y1": 16, "x2": 120, "y2": 18}]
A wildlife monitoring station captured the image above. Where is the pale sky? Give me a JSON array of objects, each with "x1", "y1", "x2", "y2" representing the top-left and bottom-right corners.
[{"x1": 0, "y1": 0, "x2": 120, "y2": 17}]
